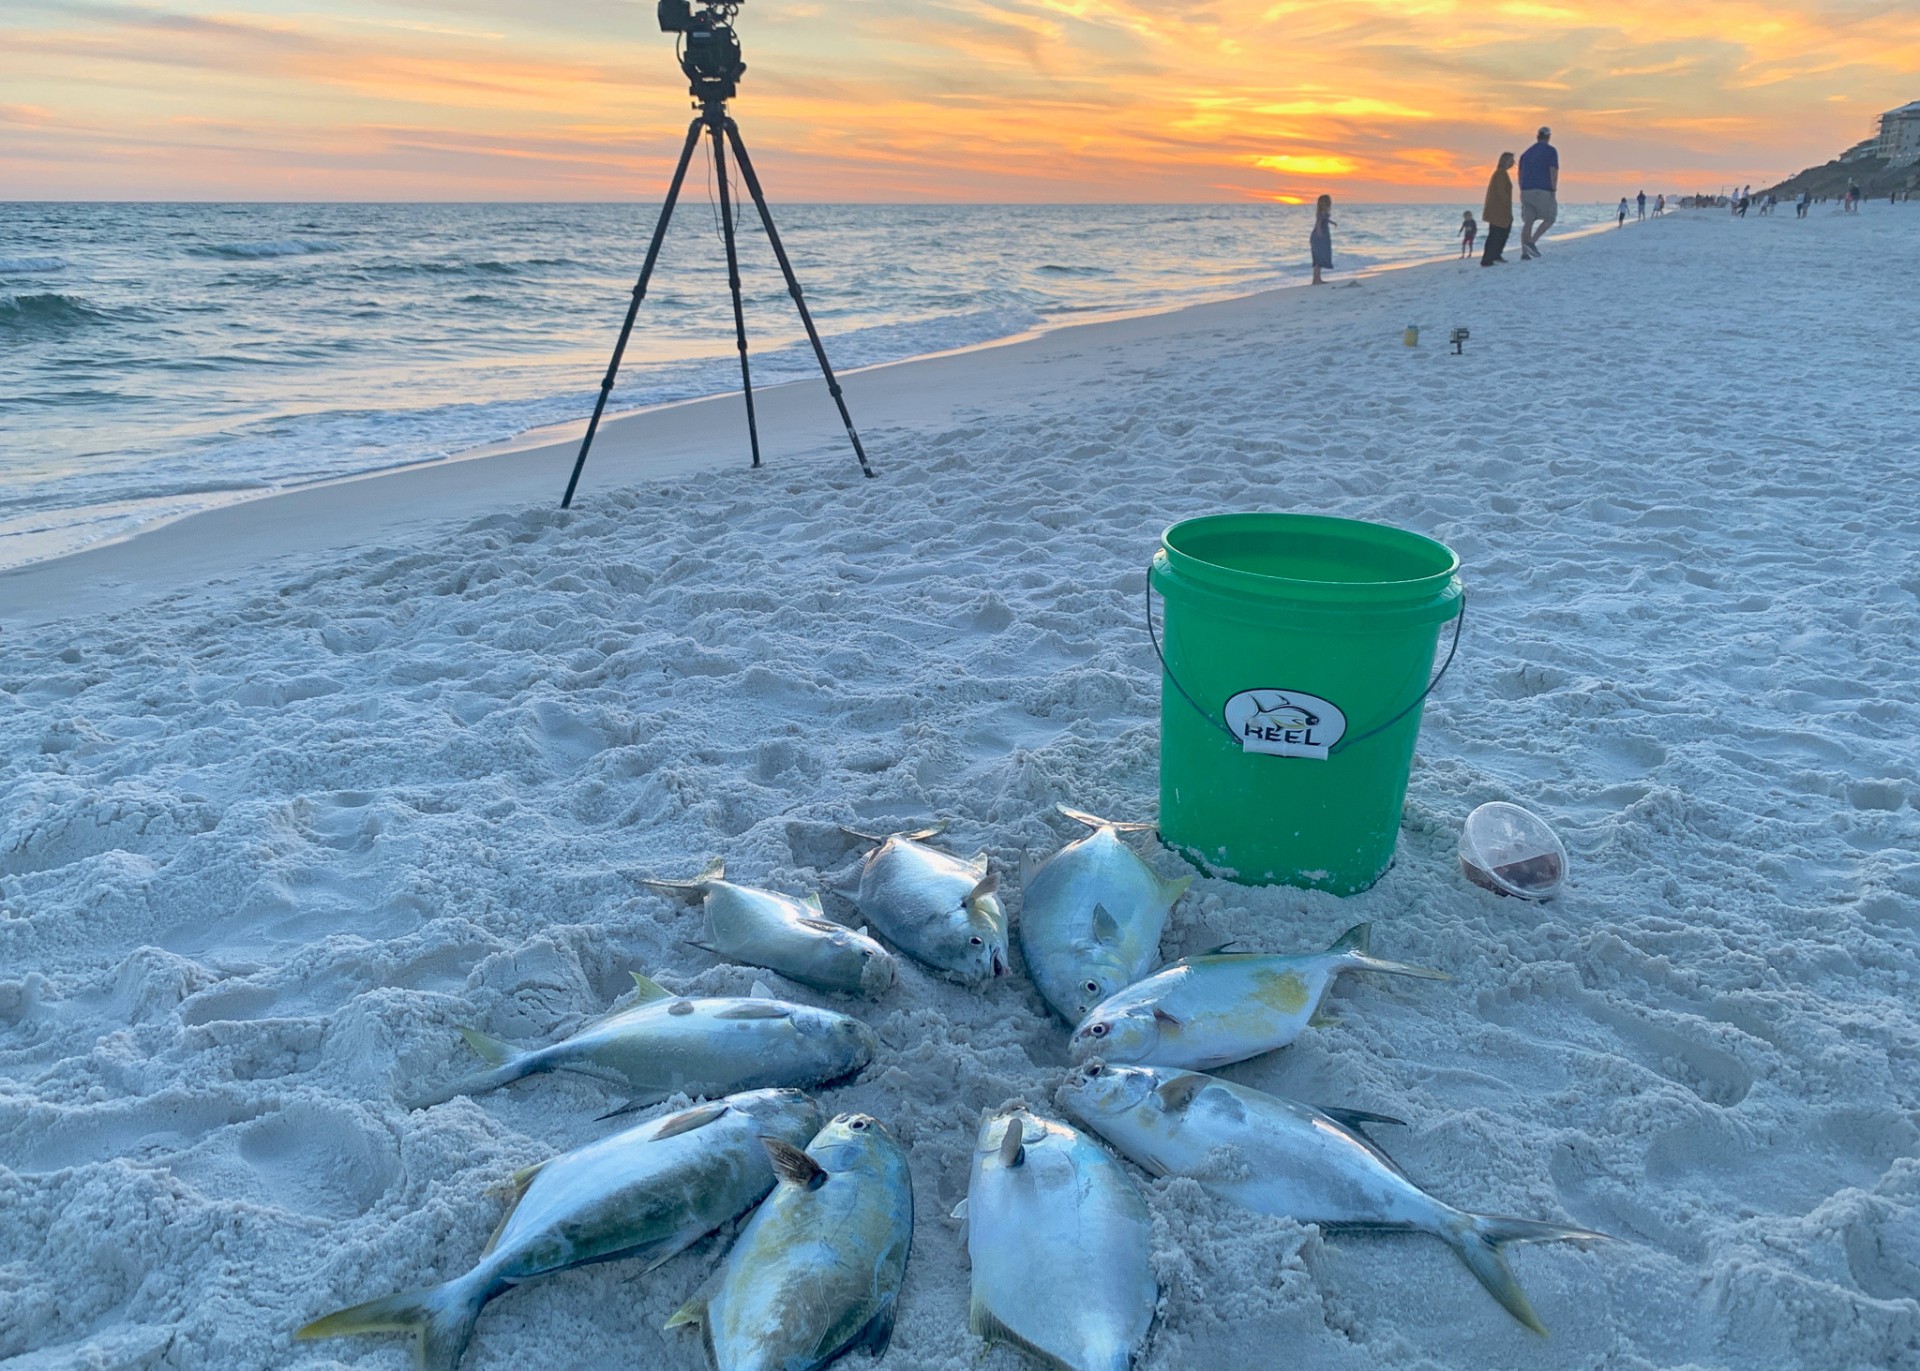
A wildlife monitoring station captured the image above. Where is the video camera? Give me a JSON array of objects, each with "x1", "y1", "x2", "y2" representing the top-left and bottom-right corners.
[{"x1": 658, "y1": 0, "x2": 746, "y2": 101}]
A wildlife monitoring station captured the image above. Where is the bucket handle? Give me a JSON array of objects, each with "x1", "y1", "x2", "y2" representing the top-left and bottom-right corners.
[{"x1": 1145, "y1": 582, "x2": 1465, "y2": 756}]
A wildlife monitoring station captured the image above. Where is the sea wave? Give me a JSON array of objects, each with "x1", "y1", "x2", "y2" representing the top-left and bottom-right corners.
[
  {"x1": 0, "y1": 256, "x2": 68, "y2": 274},
  {"x1": 0, "y1": 292, "x2": 116, "y2": 332},
  {"x1": 191, "y1": 238, "x2": 344, "y2": 260}
]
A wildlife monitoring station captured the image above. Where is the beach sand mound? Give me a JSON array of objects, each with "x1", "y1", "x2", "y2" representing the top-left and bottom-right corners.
[{"x1": 3, "y1": 209, "x2": 1919, "y2": 1370}]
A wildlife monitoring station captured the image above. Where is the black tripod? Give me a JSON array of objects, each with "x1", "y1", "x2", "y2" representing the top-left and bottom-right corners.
[{"x1": 560, "y1": 92, "x2": 875, "y2": 507}]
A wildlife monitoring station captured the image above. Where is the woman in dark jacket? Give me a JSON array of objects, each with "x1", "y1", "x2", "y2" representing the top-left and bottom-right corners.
[{"x1": 1482, "y1": 152, "x2": 1515, "y2": 266}]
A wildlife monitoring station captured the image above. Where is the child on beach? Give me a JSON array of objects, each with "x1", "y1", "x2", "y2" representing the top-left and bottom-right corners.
[
  {"x1": 1310, "y1": 195, "x2": 1335, "y2": 285},
  {"x1": 1459, "y1": 211, "x2": 1477, "y2": 258}
]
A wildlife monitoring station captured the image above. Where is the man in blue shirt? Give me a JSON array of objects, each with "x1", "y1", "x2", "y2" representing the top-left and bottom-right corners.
[{"x1": 1518, "y1": 126, "x2": 1559, "y2": 259}]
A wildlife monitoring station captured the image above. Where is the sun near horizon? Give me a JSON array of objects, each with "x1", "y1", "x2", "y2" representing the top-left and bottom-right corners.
[{"x1": 2, "y1": 0, "x2": 1916, "y2": 203}]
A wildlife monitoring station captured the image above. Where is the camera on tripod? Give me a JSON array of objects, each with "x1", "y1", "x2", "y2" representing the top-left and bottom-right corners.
[{"x1": 658, "y1": 0, "x2": 745, "y2": 101}]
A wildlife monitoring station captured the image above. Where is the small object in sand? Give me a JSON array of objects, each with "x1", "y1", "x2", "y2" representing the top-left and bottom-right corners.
[
  {"x1": 1403, "y1": 323, "x2": 1419, "y2": 346},
  {"x1": 1449, "y1": 325, "x2": 1470, "y2": 354},
  {"x1": 1458, "y1": 801, "x2": 1567, "y2": 900}
]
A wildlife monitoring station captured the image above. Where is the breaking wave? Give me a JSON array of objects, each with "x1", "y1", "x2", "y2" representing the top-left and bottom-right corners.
[
  {"x1": 0, "y1": 256, "x2": 68, "y2": 274},
  {"x1": 192, "y1": 238, "x2": 344, "y2": 260}
]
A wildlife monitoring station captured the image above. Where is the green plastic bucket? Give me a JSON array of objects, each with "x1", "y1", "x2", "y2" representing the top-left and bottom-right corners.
[{"x1": 1149, "y1": 512, "x2": 1464, "y2": 894}]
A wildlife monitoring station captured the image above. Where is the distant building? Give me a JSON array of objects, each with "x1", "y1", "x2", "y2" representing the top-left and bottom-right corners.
[{"x1": 1879, "y1": 100, "x2": 1920, "y2": 166}]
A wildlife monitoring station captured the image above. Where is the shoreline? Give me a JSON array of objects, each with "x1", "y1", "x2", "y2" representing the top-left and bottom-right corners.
[{"x1": 0, "y1": 211, "x2": 1624, "y2": 603}]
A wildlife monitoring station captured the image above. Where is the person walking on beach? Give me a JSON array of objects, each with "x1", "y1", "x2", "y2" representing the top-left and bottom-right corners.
[
  {"x1": 1481, "y1": 151, "x2": 1515, "y2": 266},
  {"x1": 1460, "y1": 210, "x2": 1478, "y2": 258},
  {"x1": 1654, "y1": 193, "x2": 1665, "y2": 216},
  {"x1": 1636, "y1": 190, "x2": 1646, "y2": 220},
  {"x1": 1518, "y1": 126, "x2": 1559, "y2": 259},
  {"x1": 1617, "y1": 196, "x2": 1629, "y2": 227},
  {"x1": 1310, "y1": 194, "x2": 1335, "y2": 285}
]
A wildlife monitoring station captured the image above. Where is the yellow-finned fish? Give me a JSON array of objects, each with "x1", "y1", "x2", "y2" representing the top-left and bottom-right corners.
[
  {"x1": 408, "y1": 974, "x2": 875, "y2": 1115},
  {"x1": 960, "y1": 1106, "x2": 1156, "y2": 1371},
  {"x1": 666, "y1": 1113, "x2": 913, "y2": 1370},
  {"x1": 1018, "y1": 805, "x2": 1191, "y2": 1023},
  {"x1": 1068, "y1": 923, "x2": 1448, "y2": 1071},
  {"x1": 847, "y1": 823, "x2": 1009, "y2": 984},
  {"x1": 643, "y1": 859, "x2": 897, "y2": 997},
  {"x1": 296, "y1": 1089, "x2": 822, "y2": 1371},
  {"x1": 1059, "y1": 1063, "x2": 1608, "y2": 1334}
]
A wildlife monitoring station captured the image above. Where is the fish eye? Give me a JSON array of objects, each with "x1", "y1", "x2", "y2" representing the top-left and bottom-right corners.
[
  {"x1": 1089, "y1": 1022, "x2": 1109, "y2": 1039},
  {"x1": 1085, "y1": 1062, "x2": 1103, "y2": 1077},
  {"x1": 969, "y1": 936, "x2": 984, "y2": 946},
  {"x1": 1083, "y1": 980, "x2": 1101, "y2": 996},
  {"x1": 849, "y1": 1117, "x2": 869, "y2": 1131}
]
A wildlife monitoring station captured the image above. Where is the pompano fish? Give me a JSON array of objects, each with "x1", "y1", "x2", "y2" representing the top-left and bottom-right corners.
[
  {"x1": 409, "y1": 974, "x2": 876, "y2": 1114},
  {"x1": 1020, "y1": 805, "x2": 1192, "y2": 1023},
  {"x1": 667, "y1": 1113, "x2": 914, "y2": 1371},
  {"x1": 1068, "y1": 923, "x2": 1448, "y2": 1071},
  {"x1": 958, "y1": 1106, "x2": 1156, "y2": 1371},
  {"x1": 1059, "y1": 1063, "x2": 1608, "y2": 1334},
  {"x1": 296, "y1": 1088, "x2": 824, "y2": 1371},
  {"x1": 644, "y1": 859, "x2": 897, "y2": 997},
  {"x1": 848, "y1": 823, "x2": 1009, "y2": 984}
]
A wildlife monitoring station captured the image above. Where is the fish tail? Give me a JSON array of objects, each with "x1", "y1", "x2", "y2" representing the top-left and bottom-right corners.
[
  {"x1": 1054, "y1": 803, "x2": 1155, "y2": 832},
  {"x1": 1328, "y1": 925, "x2": 1451, "y2": 982},
  {"x1": 637, "y1": 856, "x2": 725, "y2": 896},
  {"x1": 295, "y1": 1270, "x2": 497, "y2": 1371},
  {"x1": 1443, "y1": 1213, "x2": 1611, "y2": 1335},
  {"x1": 404, "y1": 1030, "x2": 533, "y2": 1109}
]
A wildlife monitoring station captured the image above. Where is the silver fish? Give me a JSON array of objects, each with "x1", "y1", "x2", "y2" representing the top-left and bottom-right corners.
[
  {"x1": 409, "y1": 974, "x2": 876, "y2": 1114},
  {"x1": 1059, "y1": 1063, "x2": 1607, "y2": 1334},
  {"x1": 667, "y1": 1113, "x2": 914, "y2": 1371},
  {"x1": 848, "y1": 823, "x2": 1009, "y2": 984},
  {"x1": 645, "y1": 859, "x2": 897, "y2": 997},
  {"x1": 296, "y1": 1088, "x2": 823, "y2": 1371},
  {"x1": 960, "y1": 1106, "x2": 1156, "y2": 1371},
  {"x1": 1019, "y1": 805, "x2": 1191, "y2": 1023},
  {"x1": 1068, "y1": 923, "x2": 1448, "y2": 1071}
]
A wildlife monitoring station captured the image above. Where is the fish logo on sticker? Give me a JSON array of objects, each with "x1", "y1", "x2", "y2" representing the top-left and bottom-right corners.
[{"x1": 1223, "y1": 689, "x2": 1347, "y2": 759}]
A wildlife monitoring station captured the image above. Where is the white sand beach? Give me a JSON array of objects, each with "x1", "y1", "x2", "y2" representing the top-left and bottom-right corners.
[{"x1": 4, "y1": 208, "x2": 1919, "y2": 1371}]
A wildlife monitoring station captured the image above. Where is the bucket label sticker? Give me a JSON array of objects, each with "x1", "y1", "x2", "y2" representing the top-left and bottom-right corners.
[{"x1": 1223, "y1": 689, "x2": 1347, "y2": 760}]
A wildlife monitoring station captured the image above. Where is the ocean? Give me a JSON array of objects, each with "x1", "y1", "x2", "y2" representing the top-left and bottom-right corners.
[{"x1": 0, "y1": 200, "x2": 1616, "y2": 567}]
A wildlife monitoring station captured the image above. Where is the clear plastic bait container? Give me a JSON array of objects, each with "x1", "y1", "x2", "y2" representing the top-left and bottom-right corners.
[{"x1": 1458, "y1": 802, "x2": 1567, "y2": 900}]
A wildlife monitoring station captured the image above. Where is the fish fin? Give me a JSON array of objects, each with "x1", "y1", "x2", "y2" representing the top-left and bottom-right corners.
[
  {"x1": 1153, "y1": 1072, "x2": 1210, "y2": 1113},
  {"x1": 840, "y1": 821, "x2": 947, "y2": 845},
  {"x1": 458, "y1": 1027, "x2": 515, "y2": 1067},
  {"x1": 1160, "y1": 872, "x2": 1195, "y2": 904},
  {"x1": 1316, "y1": 1105, "x2": 1407, "y2": 1137},
  {"x1": 801, "y1": 891, "x2": 825, "y2": 912},
  {"x1": 854, "y1": 1291, "x2": 900, "y2": 1356},
  {"x1": 478, "y1": 1160, "x2": 546, "y2": 1254},
  {"x1": 650, "y1": 1102, "x2": 730, "y2": 1140},
  {"x1": 716, "y1": 998, "x2": 790, "y2": 1020},
  {"x1": 404, "y1": 1032, "x2": 531, "y2": 1110},
  {"x1": 1152, "y1": 1006, "x2": 1183, "y2": 1028},
  {"x1": 1089, "y1": 904, "x2": 1122, "y2": 947},
  {"x1": 295, "y1": 1273, "x2": 492, "y2": 1371},
  {"x1": 969, "y1": 1299, "x2": 1078, "y2": 1370},
  {"x1": 1190, "y1": 941, "x2": 1238, "y2": 958},
  {"x1": 684, "y1": 939, "x2": 722, "y2": 956},
  {"x1": 1309, "y1": 1011, "x2": 1343, "y2": 1029},
  {"x1": 1444, "y1": 1213, "x2": 1613, "y2": 1336},
  {"x1": 763, "y1": 1136, "x2": 828, "y2": 1190},
  {"x1": 663, "y1": 1296, "x2": 706, "y2": 1331},
  {"x1": 1055, "y1": 803, "x2": 1155, "y2": 833},
  {"x1": 1343, "y1": 952, "x2": 1453, "y2": 983},
  {"x1": 595, "y1": 1092, "x2": 666, "y2": 1122},
  {"x1": 700, "y1": 856, "x2": 726, "y2": 882},
  {"x1": 857, "y1": 925, "x2": 871, "y2": 938},
  {"x1": 628, "y1": 972, "x2": 675, "y2": 1002},
  {"x1": 1328, "y1": 922, "x2": 1373, "y2": 955},
  {"x1": 1019, "y1": 849, "x2": 1044, "y2": 887},
  {"x1": 966, "y1": 871, "x2": 999, "y2": 904},
  {"x1": 637, "y1": 857, "x2": 722, "y2": 896},
  {"x1": 797, "y1": 916, "x2": 844, "y2": 934},
  {"x1": 949, "y1": 1197, "x2": 969, "y2": 1221},
  {"x1": 748, "y1": 979, "x2": 776, "y2": 1000},
  {"x1": 998, "y1": 1118, "x2": 1027, "y2": 1168}
]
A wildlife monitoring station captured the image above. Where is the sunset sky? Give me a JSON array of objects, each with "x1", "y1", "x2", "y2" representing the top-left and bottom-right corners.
[{"x1": 3, "y1": 0, "x2": 1915, "y2": 202}]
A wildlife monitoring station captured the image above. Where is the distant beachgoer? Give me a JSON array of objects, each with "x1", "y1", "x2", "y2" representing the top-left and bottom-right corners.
[
  {"x1": 1797, "y1": 190, "x2": 1810, "y2": 218},
  {"x1": 1310, "y1": 194, "x2": 1335, "y2": 285},
  {"x1": 1845, "y1": 179, "x2": 1859, "y2": 213},
  {"x1": 1518, "y1": 127, "x2": 1559, "y2": 259},
  {"x1": 1654, "y1": 193, "x2": 1665, "y2": 216},
  {"x1": 1617, "y1": 197, "x2": 1629, "y2": 227},
  {"x1": 1636, "y1": 190, "x2": 1646, "y2": 220},
  {"x1": 1460, "y1": 211, "x2": 1478, "y2": 258},
  {"x1": 1481, "y1": 151, "x2": 1516, "y2": 266}
]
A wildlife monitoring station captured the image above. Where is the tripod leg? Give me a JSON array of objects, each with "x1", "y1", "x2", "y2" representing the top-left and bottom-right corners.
[
  {"x1": 561, "y1": 116, "x2": 703, "y2": 509},
  {"x1": 724, "y1": 120, "x2": 876, "y2": 479},
  {"x1": 709, "y1": 119, "x2": 762, "y2": 470}
]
